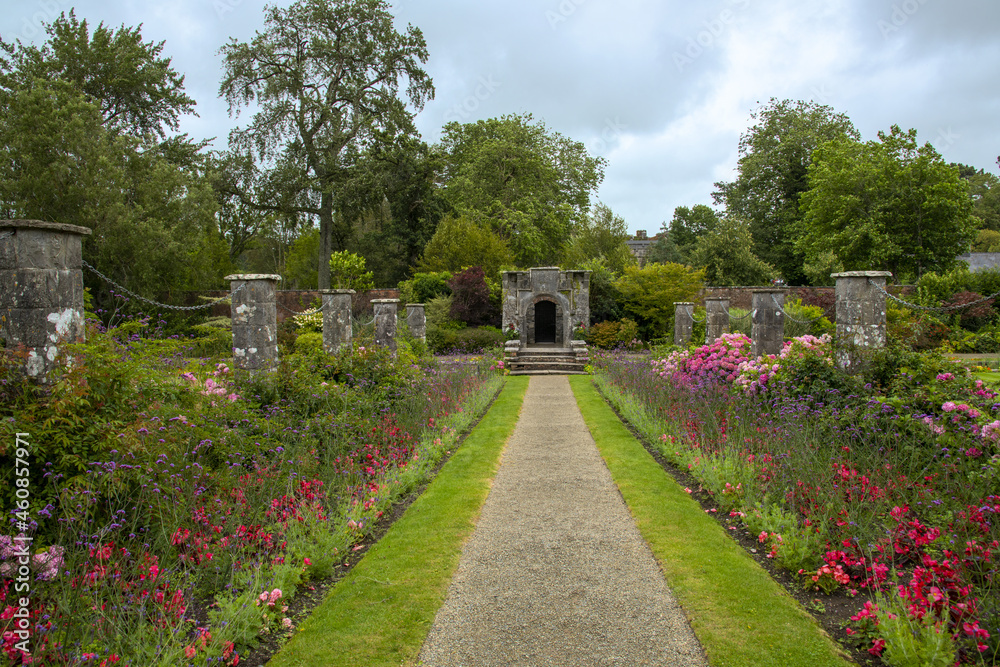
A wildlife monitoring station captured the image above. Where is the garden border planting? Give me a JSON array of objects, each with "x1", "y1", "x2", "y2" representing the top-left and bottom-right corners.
[
  {"x1": 569, "y1": 375, "x2": 852, "y2": 667},
  {"x1": 266, "y1": 376, "x2": 529, "y2": 667}
]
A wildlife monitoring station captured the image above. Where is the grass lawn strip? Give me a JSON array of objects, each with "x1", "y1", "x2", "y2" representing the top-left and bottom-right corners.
[
  {"x1": 267, "y1": 376, "x2": 529, "y2": 667},
  {"x1": 569, "y1": 376, "x2": 852, "y2": 667}
]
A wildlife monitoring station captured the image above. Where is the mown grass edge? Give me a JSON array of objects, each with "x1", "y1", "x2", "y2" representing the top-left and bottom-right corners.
[
  {"x1": 267, "y1": 375, "x2": 529, "y2": 667},
  {"x1": 569, "y1": 375, "x2": 853, "y2": 667}
]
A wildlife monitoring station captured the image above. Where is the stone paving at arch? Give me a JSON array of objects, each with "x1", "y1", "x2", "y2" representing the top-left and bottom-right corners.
[{"x1": 418, "y1": 375, "x2": 707, "y2": 667}]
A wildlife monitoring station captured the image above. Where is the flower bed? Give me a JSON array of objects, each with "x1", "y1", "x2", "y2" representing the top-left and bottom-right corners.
[
  {"x1": 0, "y1": 321, "x2": 503, "y2": 665},
  {"x1": 594, "y1": 338, "x2": 1000, "y2": 665}
]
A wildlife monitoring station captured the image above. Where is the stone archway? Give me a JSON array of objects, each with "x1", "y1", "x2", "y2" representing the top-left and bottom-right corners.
[{"x1": 502, "y1": 267, "x2": 591, "y2": 350}]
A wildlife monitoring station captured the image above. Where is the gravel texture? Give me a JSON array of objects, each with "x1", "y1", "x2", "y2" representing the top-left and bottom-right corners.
[{"x1": 418, "y1": 375, "x2": 708, "y2": 667}]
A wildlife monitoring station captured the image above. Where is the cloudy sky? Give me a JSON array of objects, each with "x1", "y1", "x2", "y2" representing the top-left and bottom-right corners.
[{"x1": 3, "y1": 0, "x2": 999, "y2": 235}]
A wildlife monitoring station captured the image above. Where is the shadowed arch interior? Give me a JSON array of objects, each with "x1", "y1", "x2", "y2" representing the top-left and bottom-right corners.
[{"x1": 534, "y1": 300, "x2": 557, "y2": 343}]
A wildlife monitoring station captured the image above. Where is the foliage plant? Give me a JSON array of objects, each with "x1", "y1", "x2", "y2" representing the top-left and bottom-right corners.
[
  {"x1": 447, "y1": 266, "x2": 498, "y2": 327},
  {"x1": 0, "y1": 313, "x2": 504, "y2": 665}
]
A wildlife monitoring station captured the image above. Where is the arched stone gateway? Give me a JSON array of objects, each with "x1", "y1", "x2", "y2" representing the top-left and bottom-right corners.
[{"x1": 502, "y1": 267, "x2": 590, "y2": 374}]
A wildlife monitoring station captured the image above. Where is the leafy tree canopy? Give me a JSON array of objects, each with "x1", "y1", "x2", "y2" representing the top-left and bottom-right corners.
[
  {"x1": 219, "y1": 0, "x2": 433, "y2": 288},
  {"x1": 437, "y1": 113, "x2": 605, "y2": 267},
  {"x1": 417, "y1": 215, "x2": 513, "y2": 281},
  {"x1": 328, "y1": 250, "x2": 374, "y2": 290},
  {"x1": 952, "y1": 164, "x2": 1000, "y2": 232},
  {"x1": 714, "y1": 98, "x2": 859, "y2": 284},
  {"x1": 614, "y1": 263, "x2": 704, "y2": 338},
  {"x1": 0, "y1": 10, "x2": 196, "y2": 140},
  {"x1": 561, "y1": 203, "x2": 635, "y2": 275},
  {"x1": 0, "y1": 18, "x2": 224, "y2": 308},
  {"x1": 698, "y1": 216, "x2": 776, "y2": 286},
  {"x1": 797, "y1": 125, "x2": 976, "y2": 282}
]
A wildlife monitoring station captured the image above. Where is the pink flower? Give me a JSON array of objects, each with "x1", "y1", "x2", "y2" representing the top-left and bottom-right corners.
[{"x1": 942, "y1": 401, "x2": 957, "y2": 412}]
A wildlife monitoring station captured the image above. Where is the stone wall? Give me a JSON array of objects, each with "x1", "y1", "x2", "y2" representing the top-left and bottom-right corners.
[{"x1": 699, "y1": 285, "x2": 915, "y2": 312}]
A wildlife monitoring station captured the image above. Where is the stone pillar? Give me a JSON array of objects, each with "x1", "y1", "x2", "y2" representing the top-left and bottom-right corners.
[
  {"x1": 705, "y1": 297, "x2": 730, "y2": 344},
  {"x1": 322, "y1": 289, "x2": 354, "y2": 354},
  {"x1": 0, "y1": 220, "x2": 91, "y2": 379},
  {"x1": 225, "y1": 274, "x2": 280, "y2": 371},
  {"x1": 673, "y1": 302, "x2": 694, "y2": 347},
  {"x1": 833, "y1": 271, "x2": 892, "y2": 372},
  {"x1": 751, "y1": 289, "x2": 786, "y2": 358},
  {"x1": 373, "y1": 299, "x2": 399, "y2": 352},
  {"x1": 406, "y1": 303, "x2": 426, "y2": 343}
]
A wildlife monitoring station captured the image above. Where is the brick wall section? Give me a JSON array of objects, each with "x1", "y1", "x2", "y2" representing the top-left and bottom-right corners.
[
  {"x1": 699, "y1": 285, "x2": 915, "y2": 314},
  {"x1": 175, "y1": 289, "x2": 401, "y2": 322}
]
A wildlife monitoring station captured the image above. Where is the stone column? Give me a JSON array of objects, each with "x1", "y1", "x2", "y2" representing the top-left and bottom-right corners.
[
  {"x1": 406, "y1": 303, "x2": 426, "y2": 343},
  {"x1": 373, "y1": 299, "x2": 399, "y2": 352},
  {"x1": 0, "y1": 220, "x2": 91, "y2": 379},
  {"x1": 833, "y1": 271, "x2": 892, "y2": 372},
  {"x1": 673, "y1": 302, "x2": 694, "y2": 347},
  {"x1": 225, "y1": 274, "x2": 280, "y2": 371},
  {"x1": 322, "y1": 289, "x2": 354, "y2": 354},
  {"x1": 705, "y1": 297, "x2": 730, "y2": 344},
  {"x1": 751, "y1": 289, "x2": 786, "y2": 358}
]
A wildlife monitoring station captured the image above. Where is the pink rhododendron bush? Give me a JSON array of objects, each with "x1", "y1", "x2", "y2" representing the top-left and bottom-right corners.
[
  {"x1": 0, "y1": 319, "x2": 504, "y2": 666},
  {"x1": 595, "y1": 335, "x2": 1000, "y2": 663}
]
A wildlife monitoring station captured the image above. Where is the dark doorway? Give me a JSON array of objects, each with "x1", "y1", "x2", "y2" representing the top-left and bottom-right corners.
[{"x1": 534, "y1": 301, "x2": 556, "y2": 343}]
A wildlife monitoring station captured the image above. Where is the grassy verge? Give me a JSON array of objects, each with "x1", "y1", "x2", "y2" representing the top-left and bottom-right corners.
[
  {"x1": 568, "y1": 376, "x2": 852, "y2": 667},
  {"x1": 268, "y1": 375, "x2": 529, "y2": 667}
]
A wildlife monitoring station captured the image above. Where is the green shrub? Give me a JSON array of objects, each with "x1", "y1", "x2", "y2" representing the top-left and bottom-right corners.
[
  {"x1": 188, "y1": 323, "x2": 233, "y2": 357},
  {"x1": 294, "y1": 332, "x2": 324, "y2": 355},
  {"x1": 586, "y1": 318, "x2": 640, "y2": 349},
  {"x1": 398, "y1": 271, "x2": 452, "y2": 305},
  {"x1": 427, "y1": 326, "x2": 504, "y2": 354},
  {"x1": 783, "y1": 298, "x2": 835, "y2": 339}
]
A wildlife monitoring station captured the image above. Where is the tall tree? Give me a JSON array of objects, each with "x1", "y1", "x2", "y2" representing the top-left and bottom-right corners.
[
  {"x1": 952, "y1": 164, "x2": 1000, "y2": 231},
  {"x1": 0, "y1": 15, "x2": 224, "y2": 306},
  {"x1": 438, "y1": 113, "x2": 605, "y2": 267},
  {"x1": 697, "y1": 216, "x2": 776, "y2": 286},
  {"x1": 561, "y1": 202, "x2": 635, "y2": 275},
  {"x1": 417, "y1": 215, "x2": 512, "y2": 281},
  {"x1": 219, "y1": 0, "x2": 434, "y2": 288},
  {"x1": 0, "y1": 11, "x2": 195, "y2": 140},
  {"x1": 713, "y1": 98, "x2": 859, "y2": 284},
  {"x1": 797, "y1": 125, "x2": 976, "y2": 281},
  {"x1": 342, "y1": 136, "x2": 449, "y2": 285},
  {"x1": 614, "y1": 263, "x2": 705, "y2": 338}
]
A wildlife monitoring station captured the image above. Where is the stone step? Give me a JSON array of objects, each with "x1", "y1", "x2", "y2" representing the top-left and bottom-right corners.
[
  {"x1": 508, "y1": 355, "x2": 588, "y2": 364},
  {"x1": 509, "y1": 369, "x2": 589, "y2": 376},
  {"x1": 508, "y1": 362, "x2": 588, "y2": 373}
]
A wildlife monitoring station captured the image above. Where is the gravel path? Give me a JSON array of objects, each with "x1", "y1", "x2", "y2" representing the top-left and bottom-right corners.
[{"x1": 418, "y1": 375, "x2": 707, "y2": 667}]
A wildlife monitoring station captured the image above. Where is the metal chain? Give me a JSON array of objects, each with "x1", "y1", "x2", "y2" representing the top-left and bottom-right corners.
[
  {"x1": 0, "y1": 230, "x2": 13, "y2": 241},
  {"x1": 690, "y1": 312, "x2": 707, "y2": 323},
  {"x1": 772, "y1": 294, "x2": 826, "y2": 325},
  {"x1": 724, "y1": 308, "x2": 752, "y2": 321},
  {"x1": 82, "y1": 260, "x2": 244, "y2": 311},
  {"x1": 868, "y1": 279, "x2": 1000, "y2": 313},
  {"x1": 352, "y1": 315, "x2": 376, "y2": 327},
  {"x1": 278, "y1": 301, "x2": 325, "y2": 316}
]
